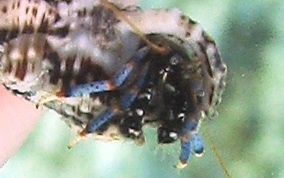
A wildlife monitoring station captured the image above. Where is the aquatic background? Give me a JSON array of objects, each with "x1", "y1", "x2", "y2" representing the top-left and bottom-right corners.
[{"x1": 1, "y1": 0, "x2": 284, "y2": 177}]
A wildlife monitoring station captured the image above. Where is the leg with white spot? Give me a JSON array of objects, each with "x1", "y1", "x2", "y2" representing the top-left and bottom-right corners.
[
  {"x1": 177, "y1": 115, "x2": 204, "y2": 169},
  {"x1": 120, "y1": 107, "x2": 145, "y2": 144},
  {"x1": 80, "y1": 63, "x2": 150, "y2": 137}
]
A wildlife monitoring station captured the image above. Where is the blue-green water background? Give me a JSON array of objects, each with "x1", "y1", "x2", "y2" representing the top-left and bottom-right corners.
[{"x1": 1, "y1": 0, "x2": 284, "y2": 177}]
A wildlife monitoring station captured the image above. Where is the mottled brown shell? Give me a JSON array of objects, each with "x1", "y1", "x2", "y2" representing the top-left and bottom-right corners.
[{"x1": 0, "y1": 0, "x2": 226, "y2": 142}]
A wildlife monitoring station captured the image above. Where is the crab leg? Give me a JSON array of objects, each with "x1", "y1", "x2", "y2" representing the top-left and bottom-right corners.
[
  {"x1": 177, "y1": 114, "x2": 204, "y2": 168},
  {"x1": 62, "y1": 46, "x2": 150, "y2": 97},
  {"x1": 80, "y1": 62, "x2": 150, "y2": 136}
]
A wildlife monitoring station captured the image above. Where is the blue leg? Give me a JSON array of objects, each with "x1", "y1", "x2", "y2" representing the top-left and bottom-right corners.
[
  {"x1": 179, "y1": 118, "x2": 204, "y2": 165},
  {"x1": 63, "y1": 47, "x2": 150, "y2": 97},
  {"x1": 119, "y1": 63, "x2": 149, "y2": 110},
  {"x1": 179, "y1": 119, "x2": 197, "y2": 164},
  {"x1": 180, "y1": 137, "x2": 191, "y2": 164},
  {"x1": 83, "y1": 108, "x2": 116, "y2": 135},
  {"x1": 190, "y1": 132, "x2": 204, "y2": 156},
  {"x1": 81, "y1": 63, "x2": 150, "y2": 135}
]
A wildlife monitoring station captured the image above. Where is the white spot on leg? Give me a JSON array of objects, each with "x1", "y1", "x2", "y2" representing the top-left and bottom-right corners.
[
  {"x1": 128, "y1": 128, "x2": 140, "y2": 137},
  {"x1": 178, "y1": 113, "x2": 185, "y2": 119},
  {"x1": 135, "y1": 108, "x2": 144, "y2": 116},
  {"x1": 169, "y1": 132, "x2": 178, "y2": 139}
]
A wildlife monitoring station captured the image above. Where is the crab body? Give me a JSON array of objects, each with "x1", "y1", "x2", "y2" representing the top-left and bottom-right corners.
[{"x1": 0, "y1": 0, "x2": 226, "y2": 168}]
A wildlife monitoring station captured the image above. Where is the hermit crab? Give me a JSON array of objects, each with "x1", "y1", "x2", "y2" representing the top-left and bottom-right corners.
[{"x1": 0, "y1": 0, "x2": 227, "y2": 168}]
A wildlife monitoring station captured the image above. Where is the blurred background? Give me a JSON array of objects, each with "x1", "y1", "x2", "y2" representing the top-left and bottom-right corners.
[{"x1": 1, "y1": 0, "x2": 284, "y2": 177}]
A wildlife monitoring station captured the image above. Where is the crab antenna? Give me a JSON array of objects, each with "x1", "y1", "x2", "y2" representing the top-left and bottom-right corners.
[
  {"x1": 101, "y1": 0, "x2": 168, "y2": 54},
  {"x1": 203, "y1": 122, "x2": 231, "y2": 178}
]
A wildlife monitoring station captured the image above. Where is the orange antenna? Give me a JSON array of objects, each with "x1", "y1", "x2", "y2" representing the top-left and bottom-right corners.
[
  {"x1": 203, "y1": 122, "x2": 231, "y2": 178},
  {"x1": 101, "y1": 0, "x2": 168, "y2": 54}
]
